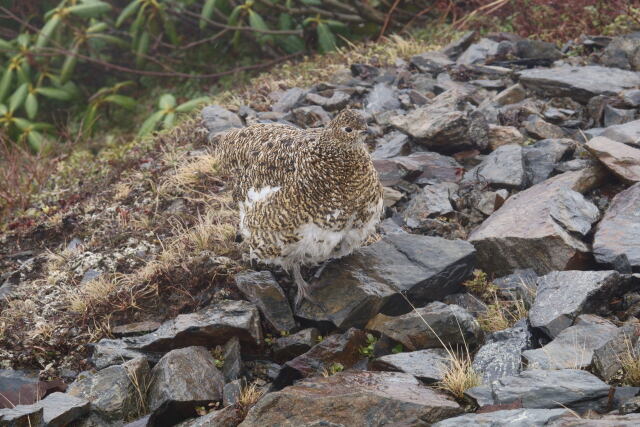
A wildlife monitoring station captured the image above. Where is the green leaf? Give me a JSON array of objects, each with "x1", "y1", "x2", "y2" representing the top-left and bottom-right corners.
[
  {"x1": 278, "y1": 13, "x2": 293, "y2": 30},
  {"x1": 158, "y1": 94, "x2": 176, "y2": 110},
  {"x1": 130, "y1": 4, "x2": 147, "y2": 37},
  {"x1": 317, "y1": 22, "x2": 336, "y2": 53},
  {"x1": 301, "y1": 0, "x2": 322, "y2": 5},
  {"x1": 27, "y1": 130, "x2": 44, "y2": 152},
  {"x1": 16, "y1": 34, "x2": 30, "y2": 48},
  {"x1": 175, "y1": 97, "x2": 210, "y2": 113},
  {"x1": 89, "y1": 34, "x2": 129, "y2": 48},
  {"x1": 0, "y1": 68, "x2": 13, "y2": 103},
  {"x1": 87, "y1": 22, "x2": 109, "y2": 33},
  {"x1": 16, "y1": 64, "x2": 31, "y2": 85},
  {"x1": 135, "y1": 31, "x2": 150, "y2": 67},
  {"x1": 161, "y1": 11, "x2": 179, "y2": 45},
  {"x1": 116, "y1": 0, "x2": 142, "y2": 27},
  {"x1": 277, "y1": 35, "x2": 304, "y2": 53},
  {"x1": 138, "y1": 110, "x2": 165, "y2": 137},
  {"x1": 25, "y1": 92, "x2": 38, "y2": 119},
  {"x1": 0, "y1": 104, "x2": 7, "y2": 115},
  {"x1": 31, "y1": 122, "x2": 55, "y2": 131},
  {"x1": 249, "y1": 10, "x2": 269, "y2": 32},
  {"x1": 200, "y1": 0, "x2": 217, "y2": 30},
  {"x1": 325, "y1": 19, "x2": 347, "y2": 31},
  {"x1": 13, "y1": 117, "x2": 32, "y2": 131},
  {"x1": 391, "y1": 344, "x2": 403, "y2": 354},
  {"x1": 163, "y1": 112, "x2": 175, "y2": 129},
  {"x1": 104, "y1": 94, "x2": 137, "y2": 110},
  {"x1": 228, "y1": 5, "x2": 242, "y2": 26},
  {"x1": 36, "y1": 14, "x2": 61, "y2": 49},
  {"x1": 9, "y1": 83, "x2": 28, "y2": 112},
  {"x1": 82, "y1": 103, "x2": 99, "y2": 135},
  {"x1": 36, "y1": 87, "x2": 72, "y2": 101},
  {"x1": 67, "y1": 2, "x2": 112, "y2": 18},
  {"x1": 60, "y1": 45, "x2": 79, "y2": 84},
  {"x1": 0, "y1": 38, "x2": 13, "y2": 51}
]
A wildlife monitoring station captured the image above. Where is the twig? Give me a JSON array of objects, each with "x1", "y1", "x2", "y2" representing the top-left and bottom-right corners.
[{"x1": 377, "y1": 0, "x2": 402, "y2": 41}]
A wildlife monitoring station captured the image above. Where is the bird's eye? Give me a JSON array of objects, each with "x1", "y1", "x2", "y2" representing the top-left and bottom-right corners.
[{"x1": 344, "y1": 127, "x2": 353, "y2": 133}]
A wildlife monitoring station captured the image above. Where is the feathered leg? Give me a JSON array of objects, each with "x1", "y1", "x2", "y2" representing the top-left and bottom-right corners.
[{"x1": 292, "y1": 264, "x2": 326, "y2": 312}]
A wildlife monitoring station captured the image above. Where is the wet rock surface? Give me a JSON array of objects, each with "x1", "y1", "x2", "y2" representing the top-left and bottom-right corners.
[
  {"x1": 235, "y1": 271, "x2": 295, "y2": 333},
  {"x1": 370, "y1": 348, "x2": 451, "y2": 383},
  {"x1": 434, "y1": 408, "x2": 569, "y2": 427}
]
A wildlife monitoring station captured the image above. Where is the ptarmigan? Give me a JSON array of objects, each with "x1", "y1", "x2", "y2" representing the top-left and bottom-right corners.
[{"x1": 214, "y1": 109, "x2": 384, "y2": 307}]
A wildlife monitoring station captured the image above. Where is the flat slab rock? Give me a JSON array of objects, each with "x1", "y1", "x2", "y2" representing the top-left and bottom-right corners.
[
  {"x1": 523, "y1": 314, "x2": 618, "y2": 369},
  {"x1": 373, "y1": 151, "x2": 462, "y2": 187},
  {"x1": 593, "y1": 322, "x2": 640, "y2": 382},
  {"x1": 593, "y1": 183, "x2": 640, "y2": 272},
  {"x1": 586, "y1": 136, "x2": 640, "y2": 182},
  {"x1": 433, "y1": 408, "x2": 569, "y2": 427},
  {"x1": 465, "y1": 369, "x2": 610, "y2": 410},
  {"x1": 241, "y1": 371, "x2": 463, "y2": 426},
  {"x1": 517, "y1": 65, "x2": 640, "y2": 103},
  {"x1": 463, "y1": 144, "x2": 525, "y2": 188},
  {"x1": 600, "y1": 119, "x2": 640, "y2": 147},
  {"x1": 468, "y1": 167, "x2": 605, "y2": 276},
  {"x1": 529, "y1": 270, "x2": 623, "y2": 338},
  {"x1": 371, "y1": 348, "x2": 451, "y2": 383},
  {"x1": 297, "y1": 233, "x2": 476, "y2": 328},
  {"x1": 547, "y1": 413, "x2": 640, "y2": 426},
  {"x1": 366, "y1": 301, "x2": 483, "y2": 351}
]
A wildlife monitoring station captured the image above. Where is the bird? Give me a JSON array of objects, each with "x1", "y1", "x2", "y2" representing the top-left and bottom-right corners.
[{"x1": 213, "y1": 108, "x2": 384, "y2": 308}]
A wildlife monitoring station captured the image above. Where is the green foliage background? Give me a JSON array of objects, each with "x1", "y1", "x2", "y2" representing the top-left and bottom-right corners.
[{"x1": 0, "y1": 0, "x2": 430, "y2": 150}]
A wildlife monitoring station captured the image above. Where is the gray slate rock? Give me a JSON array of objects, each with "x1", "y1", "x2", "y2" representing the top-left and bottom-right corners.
[
  {"x1": 482, "y1": 369, "x2": 610, "y2": 409},
  {"x1": 523, "y1": 314, "x2": 618, "y2": 370},
  {"x1": 463, "y1": 144, "x2": 525, "y2": 188},
  {"x1": 272, "y1": 328, "x2": 320, "y2": 364},
  {"x1": 586, "y1": 137, "x2": 640, "y2": 183},
  {"x1": 458, "y1": 38, "x2": 500, "y2": 65},
  {"x1": 523, "y1": 115, "x2": 566, "y2": 140},
  {"x1": 472, "y1": 319, "x2": 533, "y2": 383},
  {"x1": 290, "y1": 105, "x2": 331, "y2": 128},
  {"x1": 402, "y1": 182, "x2": 457, "y2": 229},
  {"x1": 441, "y1": 31, "x2": 476, "y2": 59},
  {"x1": 222, "y1": 337, "x2": 242, "y2": 382},
  {"x1": 523, "y1": 139, "x2": 573, "y2": 185},
  {"x1": 600, "y1": 119, "x2": 640, "y2": 147},
  {"x1": 297, "y1": 233, "x2": 476, "y2": 327},
  {"x1": 366, "y1": 302, "x2": 483, "y2": 351},
  {"x1": 365, "y1": 83, "x2": 400, "y2": 114},
  {"x1": 468, "y1": 167, "x2": 606, "y2": 276},
  {"x1": 604, "y1": 105, "x2": 636, "y2": 127},
  {"x1": 371, "y1": 132, "x2": 410, "y2": 160},
  {"x1": 548, "y1": 413, "x2": 640, "y2": 426},
  {"x1": 201, "y1": 106, "x2": 243, "y2": 137},
  {"x1": 548, "y1": 187, "x2": 600, "y2": 236},
  {"x1": 433, "y1": 408, "x2": 569, "y2": 427},
  {"x1": 374, "y1": 151, "x2": 463, "y2": 186},
  {"x1": 371, "y1": 348, "x2": 451, "y2": 383},
  {"x1": 529, "y1": 270, "x2": 622, "y2": 338},
  {"x1": 493, "y1": 269, "x2": 538, "y2": 304},
  {"x1": 518, "y1": 65, "x2": 640, "y2": 103},
  {"x1": 305, "y1": 91, "x2": 350, "y2": 111},
  {"x1": 600, "y1": 33, "x2": 640, "y2": 71},
  {"x1": 31, "y1": 392, "x2": 90, "y2": 427},
  {"x1": 148, "y1": 347, "x2": 224, "y2": 426},
  {"x1": 592, "y1": 322, "x2": 640, "y2": 382},
  {"x1": 0, "y1": 406, "x2": 43, "y2": 426},
  {"x1": 593, "y1": 183, "x2": 640, "y2": 273},
  {"x1": 235, "y1": 270, "x2": 295, "y2": 333},
  {"x1": 67, "y1": 357, "x2": 149, "y2": 421},
  {"x1": 271, "y1": 88, "x2": 306, "y2": 113},
  {"x1": 410, "y1": 51, "x2": 454, "y2": 74}
]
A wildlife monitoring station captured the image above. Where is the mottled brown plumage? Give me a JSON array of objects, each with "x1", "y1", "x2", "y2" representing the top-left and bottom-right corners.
[{"x1": 215, "y1": 109, "x2": 384, "y2": 306}]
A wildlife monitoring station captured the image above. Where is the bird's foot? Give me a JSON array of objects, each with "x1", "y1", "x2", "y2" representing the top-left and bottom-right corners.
[
  {"x1": 293, "y1": 265, "x2": 328, "y2": 313},
  {"x1": 313, "y1": 259, "x2": 332, "y2": 280}
]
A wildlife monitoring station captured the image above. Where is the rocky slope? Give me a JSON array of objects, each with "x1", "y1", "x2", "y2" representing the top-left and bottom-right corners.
[{"x1": 2, "y1": 30, "x2": 640, "y2": 426}]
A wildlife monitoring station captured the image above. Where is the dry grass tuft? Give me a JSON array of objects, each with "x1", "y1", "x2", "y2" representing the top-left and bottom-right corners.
[
  {"x1": 463, "y1": 269, "x2": 497, "y2": 299},
  {"x1": 620, "y1": 338, "x2": 640, "y2": 386},
  {"x1": 478, "y1": 294, "x2": 528, "y2": 333},
  {"x1": 439, "y1": 350, "x2": 482, "y2": 399},
  {"x1": 237, "y1": 382, "x2": 264, "y2": 418},
  {"x1": 66, "y1": 275, "x2": 120, "y2": 314}
]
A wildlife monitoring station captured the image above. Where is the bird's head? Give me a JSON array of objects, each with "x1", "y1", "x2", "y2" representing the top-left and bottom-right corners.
[{"x1": 326, "y1": 109, "x2": 369, "y2": 145}]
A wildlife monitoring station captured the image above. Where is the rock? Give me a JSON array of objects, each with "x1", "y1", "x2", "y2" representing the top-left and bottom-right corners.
[
  {"x1": 515, "y1": 39, "x2": 562, "y2": 61},
  {"x1": 0, "y1": 406, "x2": 43, "y2": 426},
  {"x1": 410, "y1": 51, "x2": 454, "y2": 74},
  {"x1": 549, "y1": 413, "x2": 640, "y2": 426},
  {"x1": 178, "y1": 406, "x2": 242, "y2": 427},
  {"x1": 234, "y1": 271, "x2": 295, "y2": 333},
  {"x1": 600, "y1": 119, "x2": 640, "y2": 147},
  {"x1": 222, "y1": 379, "x2": 243, "y2": 407},
  {"x1": 494, "y1": 83, "x2": 527, "y2": 106},
  {"x1": 478, "y1": 369, "x2": 610, "y2": 410},
  {"x1": 592, "y1": 322, "x2": 640, "y2": 382},
  {"x1": 272, "y1": 328, "x2": 319, "y2": 363},
  {"x1": 600, "y1": 33, "x2": 640, "y2": 71},
  {"x1": 402, "y1": 183, "x2": 457, "y2": 228},
  {"x1": 374, "y1": 151, "x2": 463, "y2": 186},
  {"x1": 290, "y1": 105, "x2": 331, "y2": 128},
  {"x1": 463, "y1": 144, "x2": 525, "y2": 188},
  {"x1": 382, "y1": 186, "x2": 402, "y2": 207},
  {"x1": 523, "y1": 314, "x2": 618, "y2": 370},
  {"x1": 586, "y1": 137, "x2": 640, "y2": 183},
  {"x1": 523, "y1": 115, "x2": 566, "y2": 140},
  {"x1": 367, "y1": 302, "x2": 483, "y2": 351},
  {"x1": 148, "y1": 347, "x2": 225, "y2": 426},
  {"x1": 297, "y1": 233, "x2": 476, "y2": 327},
  {"x1": 305, "y1": 91, "x2": 350, "y2": 111},
  {"x1": 201, "y1": 105, "x2": 243, "y2": 137},
  {"x1": 488, "y1": 125, "x2": 526, "y2": 150},
  {"x1": 442, "y1": 30, "x2": 476, "y2": 59},
  {"x1": 604, "y1": 105, "x2": 636, "y2": 127},
  {"x1": 90, "y1": 338, "x2": 150, "y2": 370},
  {"x1": 442, "y1": 292, "x2": 488, "y2": 317},
  {"x1": 137, "y1": 300, "x2": 262, "y2": 352},
  {"x1": 390, "y1": 89, "x2": 488, "y2": 152},
  {"x1": 523, "y1": 138, "x2": 573, "y2": 185},
  {"x1": 30, "y1": 392, "x2": 90, "y2": 427},
  {"x1": 67, "y1": 356, "x2": 149, "y2": 421},
  {"x1": 242, "y1": 371, "x2": 462, "y2": 426},
  {"x1": 468, "y1": 167, "x2": 606, "y2": 276},
  {"x1": 548, "y1": 187, "x2": 600, "y2": 236},
  {"x1": 371, "y1": 132, "x2": 410, "y2": 160},
  {"x1": 365, "y1": 83, "x2": 400, "y2": 114},
  {"x1": 433, "y1": 408, "x2": 569, "y2": 427},
  {"x1": 493, "y1": 269, "x2": 538, "y2": 304},
  {"x1": 476, "y1": 189, "x2": 509, "y2": 216},
  {"x1": 111, "y1": 321, "x2": 161, "y2": 338},
  {"x1": 271, "y1": 88, "x2": 306, "y2": 113},
  {"x1": 517, "y1": 65, "x2": 640, "y2": 103},
  {"x1": 529, "y1": 270, "x2": 622, "y2": 338},
  {"x1": 593, "y1": 183, "x2": 640, "y2": 272},
  {"x1": 458, "y1": 38, "x2": 500, "y2": 65},
  {"x1": 473, "y1": 320, "x2": 533, "y2": 383},
  {"x1": 620, "y1": 89, "x2": 640, "y2": 108},
  {"x1": 273, "y1": 328, "x2": 368, "y2": 388},
  {"x1": 371, "y1": 348, "x2": 451, "y2": 383},
  {"x1": 222, "y1": 337, "x2": 242, "y2": 382}
]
